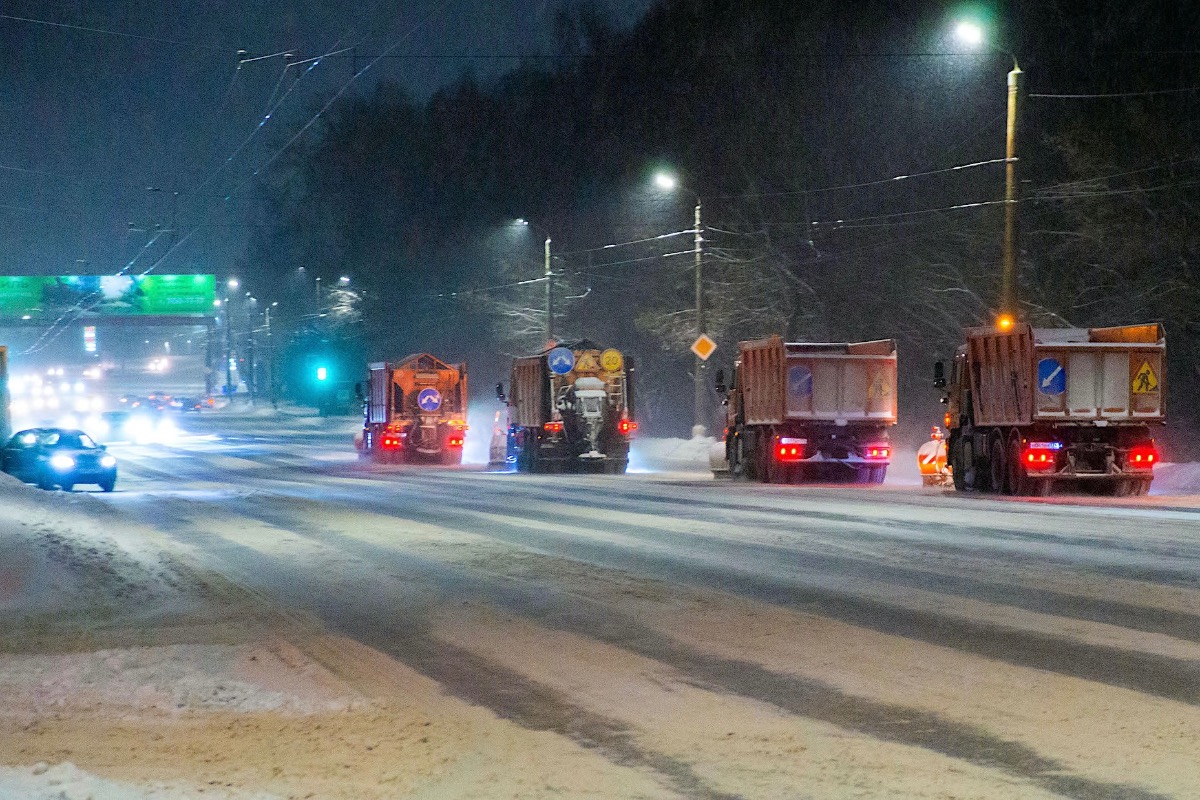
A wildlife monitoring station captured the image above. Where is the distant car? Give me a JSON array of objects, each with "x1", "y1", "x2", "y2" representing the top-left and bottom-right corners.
[
  {"x1": 173, "y1": 396, "x2": 204, "y2": 413},
  {"x1": 1, "y1": 427, "x2": 118, "y2": 492}
]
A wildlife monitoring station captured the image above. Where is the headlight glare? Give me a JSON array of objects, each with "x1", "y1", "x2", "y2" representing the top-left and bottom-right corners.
[{"x1": 50, "y1": 454, "x2": 75, "y2": 471}]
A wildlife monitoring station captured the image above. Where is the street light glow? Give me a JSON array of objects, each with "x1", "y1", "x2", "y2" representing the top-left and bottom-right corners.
[
  {"x1": 654, "y1": 172, "x2": 678, "y2": 191},
  {"x1": 227, "y1": 277, "x2": 240, "y2": 289},
  {"x1": 955, "y1": 21, "x2": 984, "y2": 47}
]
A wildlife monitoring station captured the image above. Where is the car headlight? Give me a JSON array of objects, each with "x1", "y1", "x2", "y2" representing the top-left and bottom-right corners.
[
  {"x1": 50, "y1": 454, "x2": 76, "y2": 471},
  {"x1": 100, "y1": 455, "x2": 117, "y2": 468}
]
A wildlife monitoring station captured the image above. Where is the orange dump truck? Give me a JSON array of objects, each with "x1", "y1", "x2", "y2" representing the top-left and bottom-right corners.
[
  {"x1": 715, "y1": 335, "x2": 898, "y2": 483},
  {"x1": 359, "y1": 354, "x2": 467, "y2": 464},
  {"x1": 935, "y1": 323, "x2": 1165, "y2": 496}
]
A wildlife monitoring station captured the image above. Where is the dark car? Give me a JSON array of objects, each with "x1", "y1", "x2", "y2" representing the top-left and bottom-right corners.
[{"x1": 1, "y1": 428, "x2": 118, "y2": 492}]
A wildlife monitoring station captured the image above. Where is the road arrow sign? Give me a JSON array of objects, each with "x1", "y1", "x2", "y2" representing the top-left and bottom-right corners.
[
  {"x1": 547, "y1": 347, "x2": 575, "y2": 375},
  {"x1": 417, "y1": 387, "x2": 442, "y2": 412},
  {"x1": 1037, "y1": 358, "x2": 1065, "y2": 396}
]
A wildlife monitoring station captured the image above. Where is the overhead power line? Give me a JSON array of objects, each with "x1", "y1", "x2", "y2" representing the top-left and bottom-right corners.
[
  {"x1": 1030, "y1": 87, "x2": 1200, "y2": 99},
  {"x1": 0, "y1": 12, "x2": 228, "y2": 50}
]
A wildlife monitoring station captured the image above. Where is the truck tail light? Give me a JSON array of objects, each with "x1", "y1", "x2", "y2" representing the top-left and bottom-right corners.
[
  {"x1": 775, "y1": 445, "x2": 804, "y2": 461},
  {"x1": 447, "y1": 436, "x2": 464, "y2": 447},
  {"x1": 774, "y1": 437, "x2": 806, "y2": 462},
  {"x1": 1022, "y1": 445, "x2": 1058, "y2": 472},
  {"x1": 382, "y1": 434, "x2": 404, "y2": 449},
  {"x1": 1128, "y1": 444, "x2": 1158, "y2": 467},
  {"x1": 864, "y1": 445, "x2": 890, "y2": 460},
  {"x1": 618, "y1": 419, "x2": 638, "y2": 435},
  {"x1": 543, "y1": 421, "x2": 564, "y2": 434}
]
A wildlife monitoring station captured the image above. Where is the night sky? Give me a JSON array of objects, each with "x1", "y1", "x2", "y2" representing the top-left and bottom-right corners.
[{"x1": 0, "y1": 0, "x2": 655, "y2": 280}]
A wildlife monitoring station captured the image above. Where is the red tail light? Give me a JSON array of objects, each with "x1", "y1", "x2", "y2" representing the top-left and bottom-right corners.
[
  {"x1": 774, "y1": 437, "x2": 806, "y2": 462},
  {"x1": 1022, "y1": 447, "x2": 1057, "y2": 472},
  {"x1": 447, "y1": 436, "x2": 464, "y2": 447},
  {"x1": 864, "y1": 446, "x2": 890, "y2": 460},
  {"x1": 775, "y1": 445, "x2": 804, "y2": 461},
  {"x1": 381, "y1": 436, "x2": 403, "y2": 449},
  {"x1": 543, "y1": 421, "x2": 564, "y2": 434},
  {"x1": 1128, "y1": 444, "x2": 1158, "y2": 468},
  {"x1": 618, "y1": 419, "x2": 638, "y2": 435}
]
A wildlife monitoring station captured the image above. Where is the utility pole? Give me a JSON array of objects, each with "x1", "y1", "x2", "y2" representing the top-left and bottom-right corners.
[
  {"x1": 692, "y1": 200, "x2": 706, "y2": 438},
  {"x1": 224, "y1": 301, "x2": 233, "y2": 397},
  {"x1": 1000, "y1": 63, "x2": 1023, "y2": 324},
  {"x1": 544, "y1": 236, "x2": 554, "y2": 343}
]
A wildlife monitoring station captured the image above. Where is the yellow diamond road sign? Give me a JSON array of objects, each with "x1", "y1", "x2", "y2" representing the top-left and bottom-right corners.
[{"x1": 691, "y1": 334, "x2": 717, "y2": 361}]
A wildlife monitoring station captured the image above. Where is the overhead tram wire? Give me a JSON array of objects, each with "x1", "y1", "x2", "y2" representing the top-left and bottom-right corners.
[
  {"x1": 220, "y1": 0, "x2": 458, "y2": 201},
  {"x1": 21, "y1": 226, "x2": 199, "y2": 356},
  {"x1": 191, "y1": 44, "x2": 349, "y2": 196}
]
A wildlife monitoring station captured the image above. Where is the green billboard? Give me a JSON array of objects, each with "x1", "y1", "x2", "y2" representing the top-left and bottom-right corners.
[{"x1": 0, "y1": 275, "x2": 216, "y2": 319}]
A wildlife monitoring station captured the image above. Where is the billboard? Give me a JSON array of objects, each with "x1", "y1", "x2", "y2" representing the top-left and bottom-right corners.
[{"x1": 0, "y1": 275, "x2": 216, "y2": 319}]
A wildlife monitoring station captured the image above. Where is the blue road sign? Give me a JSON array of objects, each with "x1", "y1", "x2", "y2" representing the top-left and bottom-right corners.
[
  {"x1": 1037, "y1": 357, "x2": 1066, "y2": 396},
  {"x1": 787, "y1": 365, "x2": 813, "y2": 399},
  {"x1": 417, "y1": 387, "x2": 442, "y2": 412},
  {"x1": 547, "y1": 346, "x2": 575, "y2": 375}
]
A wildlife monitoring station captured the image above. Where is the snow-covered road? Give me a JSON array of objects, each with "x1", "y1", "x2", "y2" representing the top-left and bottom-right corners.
[{"x1": 1, "y1": 412, "x2": 1198, "y2": 799}]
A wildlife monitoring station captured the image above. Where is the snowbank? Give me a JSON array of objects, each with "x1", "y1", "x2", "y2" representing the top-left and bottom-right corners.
[{"x1": 629, "y1": 436, "x2": 714, "y2": 473}]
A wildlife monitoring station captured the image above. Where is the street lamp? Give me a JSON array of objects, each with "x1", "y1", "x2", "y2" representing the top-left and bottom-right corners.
[
  {"x1": 653, "y1": 171, "x2": 707, "y2": 438},
  {"x1": 956, "y1": 21, "x2": 1022, "y2": 327}
]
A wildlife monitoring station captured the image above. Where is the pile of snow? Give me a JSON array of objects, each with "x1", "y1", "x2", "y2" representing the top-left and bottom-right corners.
[
  {"x1": 1146, "y1": 462, "x2": 1200, "y2": 495},
  {"x1": 629, "y1": 437, "x2": 714, "y2": 473}
]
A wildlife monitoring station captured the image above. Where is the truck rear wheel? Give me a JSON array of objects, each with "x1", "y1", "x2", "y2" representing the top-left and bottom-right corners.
[
  {"x1": 989, "y1": 437, "x2": 1008, "y2": 495},
  {"x1": 950, "y1": 438, "x2": 966, "y2": 491},
  {"x1": 741, "y1": 433, "x2": 759, "y2": 481},
  {"x1": 1008, "y1": 436, "x2": 1032, "y2": 496}
]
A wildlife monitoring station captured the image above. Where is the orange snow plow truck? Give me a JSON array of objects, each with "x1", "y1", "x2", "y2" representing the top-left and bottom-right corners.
[
  {"x1": 358, "y1": 354, "x2": 467, "y2": 464},
  {"x1": 935, "y1": 323, "x2": 1165, "y2": 496}
]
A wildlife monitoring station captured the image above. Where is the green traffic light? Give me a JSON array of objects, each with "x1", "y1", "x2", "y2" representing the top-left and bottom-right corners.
[{"x1": 316, "y1": 366, "x2": 328, "y2": 381}]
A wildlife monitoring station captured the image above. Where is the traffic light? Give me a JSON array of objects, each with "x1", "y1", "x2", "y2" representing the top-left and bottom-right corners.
[{"x1": 316, "y1": 365, "x2": 328, "y2": 382}]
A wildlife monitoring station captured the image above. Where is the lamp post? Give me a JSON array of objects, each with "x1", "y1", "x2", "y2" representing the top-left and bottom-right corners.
[
  {"x1": 223, "y1": 278, "x2": 239, "y2": 397},
  {"x1": 246, "y1": 294, "x2": 258, "y2": 399},
  {"x1": 957, "y1": 21, "x2": 1022, "y2": 328},
  {"x1": 653, "y1": 171, "x2": 708, "y2": 437},
  {"x1": 1000, "y1": 61, "x2": 1022, "y2": 326},
  {"x1": 265, "y1": 301, "x2": 278, "y2": 407},
  {"x1": 515, "y1": 219, "x2": 555, "y2": 344},
  {"x1": 544, "y1": 234, "x2": 554, "y2": 343}
]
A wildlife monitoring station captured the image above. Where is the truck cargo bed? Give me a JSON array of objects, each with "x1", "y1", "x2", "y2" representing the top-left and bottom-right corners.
[
  {"x1": 966, "y1": 324, "x2": 1164, "y2": 427},
  {"x1": 739, "y1": 336, "x2": 897, "y2": 426}
]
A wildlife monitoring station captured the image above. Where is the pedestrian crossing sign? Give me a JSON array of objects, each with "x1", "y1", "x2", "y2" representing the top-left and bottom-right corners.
[{"x1": 1132, "y1": 362, "x2": 1158, "y2": 394}]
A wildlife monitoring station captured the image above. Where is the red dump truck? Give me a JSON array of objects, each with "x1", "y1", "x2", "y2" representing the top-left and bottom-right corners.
[
  {"x1": 358, "y1": 354, "x2": 467, "y2": 464},
  {"x1": 499, "y1": 340, "x2": 635, "y2": 474},
  {"x1": 935, "y1": 323, "x2": 1165, "y2": 496},
  {"x1": 715, "y1": 336, "x2": 898, "y2": 483}
]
